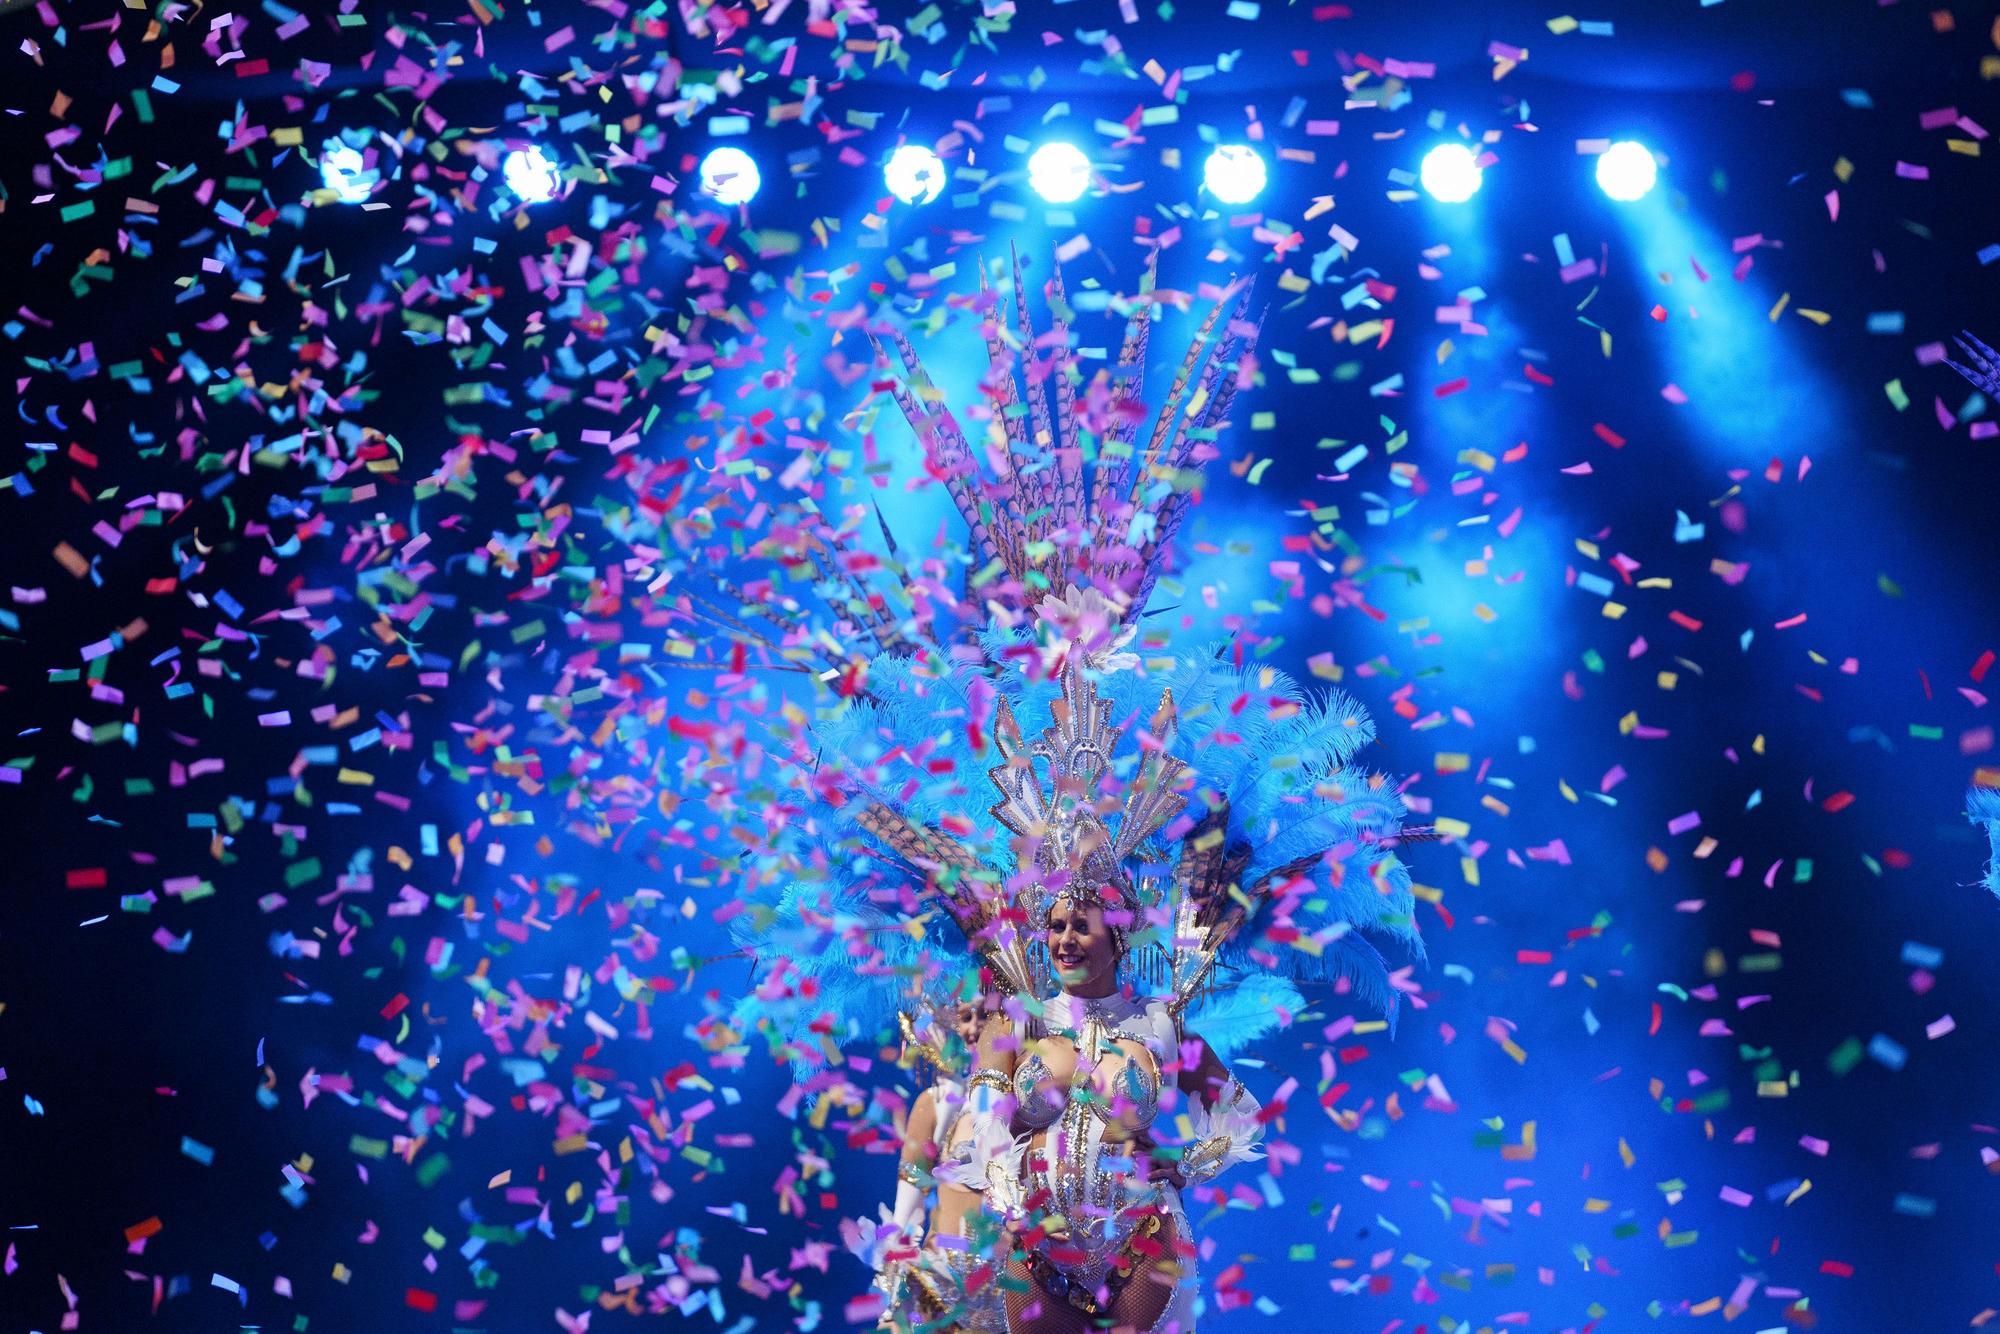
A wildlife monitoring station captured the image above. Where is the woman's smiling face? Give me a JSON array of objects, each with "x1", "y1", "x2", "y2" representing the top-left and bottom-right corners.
[{"x1": 1044, "y1": 896, "x2": 1117, "y2": 993}]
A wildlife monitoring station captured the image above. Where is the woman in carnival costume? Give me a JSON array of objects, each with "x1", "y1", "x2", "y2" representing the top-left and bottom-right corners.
[
  {"x1": 866, "y1": 974, "x2": 1014, "y2": 1332},
  {"x1": 715, "y1": 251, "x2": 1425, "y2": 1331}
]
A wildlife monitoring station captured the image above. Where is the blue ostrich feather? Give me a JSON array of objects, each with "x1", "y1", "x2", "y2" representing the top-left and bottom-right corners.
[
  {"x1": 726, "y1": 827, "x2": 985, "y2": 1069},
  {"x1": 1970, "y1": 786, "x2": 2000, "y2": 899},
  {"x1": 1185, "y1": 973, "x2": 1306, "y2": 1059}
]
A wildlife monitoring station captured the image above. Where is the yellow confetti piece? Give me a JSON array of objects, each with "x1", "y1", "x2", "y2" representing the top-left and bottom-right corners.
[
  {"x1": 1796, "y1": 307, "x2": 1832, "y2": 325},
  {"x1": 1501, "y1": 1120, "x2": 1537, "y2": 1162},
  {"x1": 1619, "y1": 1137, "x2": 1635, "y2": 1168},
  {"x1": 1768, "y1": 292, "x2": 1791, "y2": 321}
]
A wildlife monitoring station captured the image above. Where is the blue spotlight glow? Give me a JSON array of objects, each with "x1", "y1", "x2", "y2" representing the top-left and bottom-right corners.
[
  {"x1": 699, "y1": 146, "x2": 761, "y2": 205},
  {"x1": 1203, "y1": 145, "x2": 1268, "y2": 206},
  {"x1": 1027, "y1": 142, "x2": 1091, "y2": 204},
  {"x1": 1595, "y1": 140, "x2": 1658, "y2": 202},
  {"x1": 1419, "y1": 143, "x2": 1483, "y2": 204},
  {"x1": 318, "y1": 142, "x2": 373, "y2": 204},
  {"x1": 884, "y1": 145, "x2": 947, "y2": 205},
  {"x1": 502, "y1": 145, "x2": 563, "y2": 204}
]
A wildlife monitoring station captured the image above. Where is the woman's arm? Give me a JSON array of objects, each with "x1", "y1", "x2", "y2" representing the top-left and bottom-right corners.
[
  {"x1": 1144, "y1": 1033, "x2": 1264, "y2": 1191},
  {"x1": 967, "y1": 1010, "x2": 1021, "y2": 1133},
  {"x1": 891, "y1": 1087, "x2": 939, "y2": 1233},
  {"x1": 1177, "y1": 1034, "x2": 1232, "y2": 1103}
]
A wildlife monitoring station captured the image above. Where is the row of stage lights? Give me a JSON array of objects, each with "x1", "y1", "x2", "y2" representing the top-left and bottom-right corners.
[{"x1": 318, "y1": 136, "x2": 1659, "y2": 210}]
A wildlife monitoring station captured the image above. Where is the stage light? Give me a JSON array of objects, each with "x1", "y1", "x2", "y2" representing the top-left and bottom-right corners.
[
  {"x1": 1027, "y1": 142, "x2": 1090, "y2": 204},
  {"x1": 1203, "y1": 145, "x2": 1267, "y2": 206},
  {"x1": 1419, "y1": 143, "x2": 1482, "y2": 204},
  {"x1": 502, "y1": 145, "x2": 563, "y2": 203},
  {"x1": 1595, "y1": 140, "x2": 1658, "y2": 202},
  {"x1": 700, "y1": 146, "x2": 761, "y2": 205},
  {"x1": 884, "y1": 145, "x2": 947, "y2": 205},
  {"x1": 319, "y1": 142, "x2": 373, "y2": 204}
]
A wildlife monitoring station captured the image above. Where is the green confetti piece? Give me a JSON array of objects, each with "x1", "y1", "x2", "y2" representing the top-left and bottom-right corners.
[{"x1": 415, "y1": 1153, "x2": 451, "y2": 1187}]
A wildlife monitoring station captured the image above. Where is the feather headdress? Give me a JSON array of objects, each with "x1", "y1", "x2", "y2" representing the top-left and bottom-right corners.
[{"x1": 723, "y1": 253, "x2": 1420, "y2": 1059}]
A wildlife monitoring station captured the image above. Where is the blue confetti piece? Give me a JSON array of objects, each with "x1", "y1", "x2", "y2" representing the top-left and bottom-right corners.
[
  {"x1": 1901, "y1": 941, "x2": 1943, "y2": 969},
  {"x1": 1892, "y1": 1193, "x2": 1937, "y2": 1218},
  {"x1": 1979, "y1": 244, "x2": 2000, "y2": 266},
  {"x1": 1867, "y1": 1033, "x2": 1908, "y2": 1071}
]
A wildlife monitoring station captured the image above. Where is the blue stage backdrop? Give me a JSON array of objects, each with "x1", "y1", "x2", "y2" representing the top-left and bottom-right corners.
[{"x1": 1, "y1": 2, "x2": 1997, "y2": 1332}]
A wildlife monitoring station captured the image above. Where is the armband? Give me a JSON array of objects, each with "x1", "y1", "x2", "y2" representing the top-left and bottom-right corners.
[
  {"x1": 967, "y1": 1066, "x2": 1011, "y2": 1095},
  {"x1": 1178, "y1": 1078, "x2": 1264, "y2": 1187}
]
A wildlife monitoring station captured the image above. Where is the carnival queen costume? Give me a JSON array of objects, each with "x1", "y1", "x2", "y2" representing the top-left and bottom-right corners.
[{"x1": 714, "y1": 252, "x2": 1425, "y2": 1330}]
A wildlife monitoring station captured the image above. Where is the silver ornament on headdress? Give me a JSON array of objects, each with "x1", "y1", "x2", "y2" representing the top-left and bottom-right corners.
[{"x1": 986, "y1": 653, "x2": 1187, "y2": 947}]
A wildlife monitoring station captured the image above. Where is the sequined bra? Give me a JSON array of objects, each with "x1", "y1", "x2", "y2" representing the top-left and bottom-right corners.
[{"x1": 1014, "y1": 996, "x2": 1165, "y2": 1135}]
